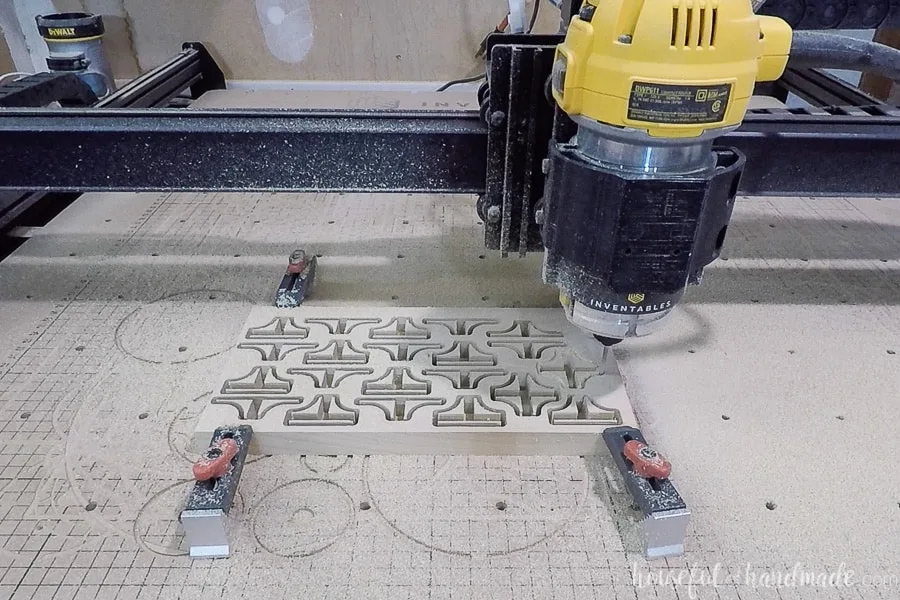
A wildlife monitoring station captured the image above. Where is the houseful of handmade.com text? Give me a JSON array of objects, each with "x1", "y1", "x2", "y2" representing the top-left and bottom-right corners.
[{"x1": 632, "y1": 562, "x2": 898, "y2": 597}]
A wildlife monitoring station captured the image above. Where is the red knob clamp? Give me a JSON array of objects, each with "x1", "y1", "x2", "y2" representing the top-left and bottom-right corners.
[
  {"x1": 623, "y1": 439, "x2": 671, "y2": 479},
  {"x1": 192, "y1": 437, "x2": 238, "y2": 482},
  {"x1": 286, "y1": 249, "x2": 310, "y2": 275}
]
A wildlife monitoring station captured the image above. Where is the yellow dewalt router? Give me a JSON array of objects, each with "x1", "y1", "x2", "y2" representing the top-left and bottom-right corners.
[{"x1": 540, "y1": 0, "x2": 792, "y2": 344}]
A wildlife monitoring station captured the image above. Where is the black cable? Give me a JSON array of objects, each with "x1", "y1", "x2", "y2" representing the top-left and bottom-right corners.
[
  {"x1": 436, "y1": 72, "x2": 486, "y2": 92},
  {"x1": 788, "y1": 31, "x2": 900, "y2": 82},
  {"x1": 528, "y1": 0, "x2": 541, "y2": 32},
  {"x1": 440, "y1": 1, "x2": 540, "y2": 92}
]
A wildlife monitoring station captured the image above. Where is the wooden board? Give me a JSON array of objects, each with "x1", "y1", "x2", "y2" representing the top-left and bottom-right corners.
[
  {"x1": 194, "y1": 307, "x2": 637, "y2": 455},
  {"x1": 51, "y1": 0, "x2": 559, "y2": 80}
]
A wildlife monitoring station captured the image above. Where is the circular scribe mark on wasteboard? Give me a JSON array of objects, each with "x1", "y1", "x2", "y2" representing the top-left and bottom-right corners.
[
  {"x1": 301, "y1": 455, "x2": 352, "y2": 474},
  {"x1": 363, "y1": 455, "x2": 590, "y2": 557},
  {"x1": 114, "y1": 289, "x2": 252, "y2": 365},
  {"x1": 252, "y1": 479, "x2": 355, "y2": 557}
]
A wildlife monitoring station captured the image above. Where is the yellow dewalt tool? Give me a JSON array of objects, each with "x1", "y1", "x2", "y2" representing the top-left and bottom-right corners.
[
  {"x1": 553, "y1": 0, "x2": 792, "y2": 137},
  {"x1": 540, "y1": 1, "x2": 794, "y2": 343}
]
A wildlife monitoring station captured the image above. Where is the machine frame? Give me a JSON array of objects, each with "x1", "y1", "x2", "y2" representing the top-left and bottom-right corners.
[{"x1": 0, "y1": 36, "x2": 899, "y2": 257}]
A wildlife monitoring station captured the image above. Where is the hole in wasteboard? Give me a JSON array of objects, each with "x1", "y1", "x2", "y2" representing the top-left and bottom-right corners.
[
  {"x1": 151, "y1": 253, "x2": 158, "y2": 257},
  {"x1": 178, "y1": 346, "x2": 187, "y2": 352},
  {"x1": 402, "y1": 220, "x2": 409, "y2": 225},
  {"x1": 478, "y1": 255, "x2": 486, "y2": 259},
  {"x1": 397, "y1": 254, "x2": 405, "y2": 259},
  {"x1": 85, "y1": 501, "x2": 97, "y2": 512},
  {"x1": 721, "y1": 415, "x2": 730, "y2": 421},
  {"x1": 20, "y1": 412, "x2": 30, "y2": 419},
  {"x1": 75, "y1": 346, "x2": 85, "y2": 352},
  {"x1": 209, "y1": 294, "x2": 217, "y2": 300},
  {"x1": 105, "y1": 219, "x2": 112, "y2": 223},
  {"x1": 359, "y1": 501, "x2": 371, "y2": 511},
  {"x1": 836, "y1": 415, "x2": 845, "y2": 421},
  {"x1": 328, "y1": 220, "x2": 335, "y2": 224},
  {"x1": 69, "y1": 252, "x2": 77, "y2": 257},
  {"x1": 768, "y1": 224, "x2": 776, "y2": 228},
  {"x1": 765, "y1": 501, "x2": 777, "y2": 510},
  {"x1": 138, "y1": 412, "x2": 148, "y2": 420},
  {"x1": 495, "y1": 501, "x2": 507, "y2": 511},
  {"x1": 888, "y1": 350, "x2": 896, "y2": 355},
  {"x1": 481, "y1": 296, "x2": 489, "y2": 302}
]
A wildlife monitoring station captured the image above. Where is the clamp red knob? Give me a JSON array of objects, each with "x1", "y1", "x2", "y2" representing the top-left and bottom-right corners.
[
  {"x1": 623, "y1": 439, "x2": 671, "y2": 479},
  {"x1": 192, "y1": 438, "x2": 238, "y2": 482},
  {"x1": 286, "y1": 250, "x2": 309, "y2": 275}
]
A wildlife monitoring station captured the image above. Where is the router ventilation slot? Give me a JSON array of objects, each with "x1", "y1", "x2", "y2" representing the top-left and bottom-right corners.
[{"x1": 671, "y1": 3, "x2": 717, "y2": 48}]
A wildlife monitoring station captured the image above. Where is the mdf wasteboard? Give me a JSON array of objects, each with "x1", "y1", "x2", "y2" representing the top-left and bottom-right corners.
[{"x1": 0, "y1": 87, "x2": 898, "y2": 599}]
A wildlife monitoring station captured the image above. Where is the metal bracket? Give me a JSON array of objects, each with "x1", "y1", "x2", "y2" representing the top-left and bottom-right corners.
[
  {"x1": 182, "y1": 42, "x2": 226, "y2": 100},
  {"x1": 603, "y1": 426, "x2": 690, "y2": 559},
  {"x1": 180, "y1": 425, "x2": 252, "y2": 558},
  {"x1": 483, "y1": 34, "x2": 561, "y2": 256},
  {"x1": 275, "y1": 249, "x2": 317, "y2": 308},
  {"x1": 0, "y1": 72, "x2": 98, "y2": 108}
]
